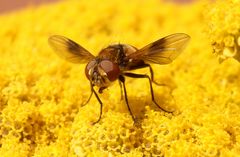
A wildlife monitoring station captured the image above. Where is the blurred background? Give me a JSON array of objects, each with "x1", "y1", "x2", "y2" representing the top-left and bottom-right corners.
[
  {"x1": 0, "y1": 0, "x2": 59, "y2": 14},
  {"x1": 0, "y1": 0, "x2": 194, "y2": 14}
]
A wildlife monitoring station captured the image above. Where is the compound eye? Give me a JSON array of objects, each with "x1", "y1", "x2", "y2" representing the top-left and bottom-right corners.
[
  {"x1": 85, "y1": 60, "x2": 97, "y2": 80},
  {"x1": 99, "y1": 60, "x2": 120, "y2": 81}
]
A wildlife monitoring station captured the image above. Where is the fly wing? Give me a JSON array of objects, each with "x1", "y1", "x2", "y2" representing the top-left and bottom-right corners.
[
  {"x1": 127, "y1": 33, "x2": 190, "y2": 64},
  {"x1": 48, "y1": 35, "x2": 95, "y2": 63}
]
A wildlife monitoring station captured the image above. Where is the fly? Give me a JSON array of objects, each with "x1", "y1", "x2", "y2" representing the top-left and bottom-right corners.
[{"x1": 48, "y1": 33, "x2": 190, "y2": 124}]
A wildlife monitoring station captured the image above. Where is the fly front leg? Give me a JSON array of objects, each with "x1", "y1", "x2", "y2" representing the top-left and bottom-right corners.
[
  {"x1": 123, "y1": 72, "x2": 173, "y2": 113},
  {"x1": 89, "y1": 83, "x2": 103, "y2": 125},
  {"x1": 118, "y1": 75, "x2": 136, "y2": 122},
  {"x1": 82, "y1": 90, "x2": 93, "y2": 107}
]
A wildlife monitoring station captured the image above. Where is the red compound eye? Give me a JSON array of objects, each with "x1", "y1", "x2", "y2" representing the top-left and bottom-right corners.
[
  {"x1": 99, "y1": 60, "x2": 120, "y2": 81},
  {"x1": 85, "y1": 60, "x2": 97, "y2": 80}
]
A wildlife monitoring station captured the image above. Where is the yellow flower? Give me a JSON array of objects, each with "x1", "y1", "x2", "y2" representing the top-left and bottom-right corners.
[
  {"x1": 0, "y1": 0, "x2": 240, "y2": 156},
  {"x1": 205, "y1": 0, "x2": 240, "y2": 63}
]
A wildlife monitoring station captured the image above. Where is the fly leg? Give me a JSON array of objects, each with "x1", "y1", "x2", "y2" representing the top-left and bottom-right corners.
[
  {"x1": 88, "y1": 83, "x2": 103, "y2": 125},
  {"x1": 118, "y1": 79, "x2": 124, "y2": 100},
  {"x1": 119, "y1": 75, "x2": 136, "y2": 122},
  {"x1": 81, "y1": 90, "x2": 93, "y2": 107},
  {"x1": 123, "y1": 72, "x2": 173, "y2": 113},
  {"x1": 146, "y1": 64, "x2": 167, "y2": 86},
  {"x1": 146, "y1": 64, "x2": 176, "y2": 104}
]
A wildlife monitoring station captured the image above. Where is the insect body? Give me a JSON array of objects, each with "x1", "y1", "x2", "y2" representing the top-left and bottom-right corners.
[{"x1": 48, "y1": 33, "x2": 190, "y2": 124}]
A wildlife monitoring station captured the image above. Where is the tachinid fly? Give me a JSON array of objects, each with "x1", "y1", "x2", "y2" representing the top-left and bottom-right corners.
[{"x1": 48, "y1": 33, "x2": 190, "y2": 124}]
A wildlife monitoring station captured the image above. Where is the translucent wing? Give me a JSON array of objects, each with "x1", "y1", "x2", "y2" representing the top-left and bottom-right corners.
[
  {"x1": 127, "y1": 33, "x2": 190, "y2": 64},
  {"x1": 48, "y1": 35, "x2": 95, "y2": 63}
]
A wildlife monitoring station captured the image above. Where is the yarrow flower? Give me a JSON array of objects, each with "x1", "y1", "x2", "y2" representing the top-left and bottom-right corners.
[
  {"x1": 0, "y1": 0, "x2": 240, "y2": 156},
  {"x1": 205, "y1": 0, "x2": 240, "y2": 63}
]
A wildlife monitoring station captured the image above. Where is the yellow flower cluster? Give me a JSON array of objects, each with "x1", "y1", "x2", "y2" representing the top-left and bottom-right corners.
[
  {"x1": 205, "y1": 0, "x2": 240, "y2": 62},
  {"x1": 0, "y1": 0, "x2": 240, "y2": 156}
]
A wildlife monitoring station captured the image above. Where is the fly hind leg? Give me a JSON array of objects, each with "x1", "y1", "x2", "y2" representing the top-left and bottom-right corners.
[
  {"x1": 123, "y1": 72, "x2": 173, "y2": 113},
  {"x1": 146, "y1": 64, "x2": 168, "y2": 87}
]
